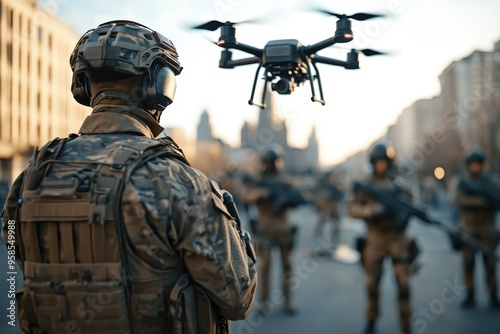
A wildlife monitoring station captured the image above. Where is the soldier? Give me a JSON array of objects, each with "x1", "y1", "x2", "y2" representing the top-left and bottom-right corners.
[
  {"x1": 2, "y1": 21, "x2": 257, "y2": 334},
  {"x1": 314, "y1": 170, "x2": 343, "y2": 244},
  {"x1": 348, "y1": 144, "x2": 413, "y2": 334},
  {"x1": 450, "y1": 148, "x2": 500, "y2": 309},
  {"x1": 241, "y1": 145, "x2": 299, "y2": 315}
]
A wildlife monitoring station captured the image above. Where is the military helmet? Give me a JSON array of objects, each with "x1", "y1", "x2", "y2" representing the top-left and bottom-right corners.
[
  {"x1": 465, "y1": 148, "x2": 485, "y2": 164},
  {"x1": 260, "y1": 144, "x2": 285, "y2": 163},
  {"x1": 369, "y1": 143, "x2": 395, "y2": 164},
  {"x1": 69, "y1": 20, "x2": 182, "y2": 111}
]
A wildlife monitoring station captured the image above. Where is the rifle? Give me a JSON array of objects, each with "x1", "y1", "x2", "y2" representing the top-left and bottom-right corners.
[
  {"x1": 323, "y1": 184, "x2": 344, "y2": 201},
  {"x1": 231, "y1": 172, "x2": 310, "y2": 213},
  {"x1": 221, "y1": 190, "x2": 257, "y2": 263},
  {"x1": 458, "y1": 177, "x2": 500, "y2": 210},
  {"x1": 353, "y1": 181, "x2": 499, "y2": 262}
]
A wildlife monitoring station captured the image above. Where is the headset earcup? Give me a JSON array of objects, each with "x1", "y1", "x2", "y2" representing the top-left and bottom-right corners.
[
  {"x1": 142, "y1": 64, "x2": 176, "y2": 111},
  {"x1": 71, "y1": 73, "x2": 91, "y2": 106}
]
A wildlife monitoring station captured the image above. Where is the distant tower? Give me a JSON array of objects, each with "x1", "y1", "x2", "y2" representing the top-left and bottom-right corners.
[
  {"x1": 240, "y1": 121, "x2": 255, "y2": 149},
  {"x1": 197, "y1": 109, "x2": 214, "y2": 141},
  {"x1": 257, "y1": 89, "x2": 288, "y2": 150},
  {"x1": 306, "y1": 126, "x2": 320, "y2": 170}
]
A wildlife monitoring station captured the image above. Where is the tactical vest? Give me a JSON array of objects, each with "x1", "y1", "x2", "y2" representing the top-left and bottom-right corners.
[{"x1": 14, "y1": 134, "x2": 218, "y2": 334}]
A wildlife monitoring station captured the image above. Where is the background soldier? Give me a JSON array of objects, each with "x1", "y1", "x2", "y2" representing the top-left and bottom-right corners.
[
  {"x1": 313, "y1": 170, "x2": 344, "y2": 245},
  {"x1": 2, "y1": 21, "x2": 256, "y2": 334},
  {"x1": 241, "y1": 145, "x2": 299, "y2": 315},
  {"x1": 348, "y1": 144, "x2": 413, "y2": 334},
  {"x1": 450, "y1": 148, "x2": 500, "y2": 309}
]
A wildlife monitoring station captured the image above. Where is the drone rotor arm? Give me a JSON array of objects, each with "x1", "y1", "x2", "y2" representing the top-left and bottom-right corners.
[
  {"x1": 218, "y1": 40, "x2": 263, "y2": 58},
  {"x1": 310, "y1": 54, "x2": 349, "y2": 68},
  {"x1": 304, "y1": 36, "x2": 339, "y2": 56},
  {"x1": 226, "y1": 56, "x2": 261, "y2": 67}
]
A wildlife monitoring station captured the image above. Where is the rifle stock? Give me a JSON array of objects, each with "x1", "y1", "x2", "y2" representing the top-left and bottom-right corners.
[{"x1": 353, "y1": 181, "x2": 499, "y2": 262}]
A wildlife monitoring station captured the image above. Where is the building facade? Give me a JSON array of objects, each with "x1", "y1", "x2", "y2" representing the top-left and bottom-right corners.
[{"x1": 0, "y1": 0, "x2": 89, "y2": 182}]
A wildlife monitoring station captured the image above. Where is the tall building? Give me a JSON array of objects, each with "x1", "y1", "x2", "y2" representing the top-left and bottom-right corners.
[
  {"x1": 439, "y1": 50, "x2": 493, "y2": 150},
  {"x1": 196, "y1": 109, "x2": 215, "y2": 142},
  {"x1": 256, "y1": 89, "x2": 288, "y2": 151},
  {"x1": 387, "y1": 97, "x2": 441, "y2": 165},
  {"x1": 304, "y1": 126, "x2": 319, "y2": 171},
  {"x1": 0, "y1": 0, "x2": 89, "y2": 182},
  {"x1": 237, "y1": 89, "x2": 321, "y2": 172},
  {"x1": 240, "y1": 120, "x2": 255, "y2": 149}
]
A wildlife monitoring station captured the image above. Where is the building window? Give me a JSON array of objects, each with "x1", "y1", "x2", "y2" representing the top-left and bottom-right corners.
[
  {"x1": 7, "y1": 8, "x2": 13, "y2": 29},
  {"x1": 7, "y1": 42, "x2": 12, "y2": 64},
  {"x1": 38, "y1": 26, "x2": 42, "y2": 43}
]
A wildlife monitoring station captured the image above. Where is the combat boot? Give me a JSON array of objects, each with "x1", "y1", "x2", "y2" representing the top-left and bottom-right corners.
[
  {"x1": 363, "y1": 320, "x2": 376, "y2": 334},
  {"x1": 401, "y1": 326, "x2": 411, "y2": 334},
  {"x1": 491, "y1": 293, "x2": 500, "y2": 310},
  {"x1": 283, "y1": 300, "x2": 297, "y2": 316},
  {"x1": 461, "y1": 291, "x2": 475, "y2": 309}
]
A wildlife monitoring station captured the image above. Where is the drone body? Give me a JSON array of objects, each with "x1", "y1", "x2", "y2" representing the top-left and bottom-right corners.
[{"x1": 192, "y1": 10, "x2": 386, "y2": 108}]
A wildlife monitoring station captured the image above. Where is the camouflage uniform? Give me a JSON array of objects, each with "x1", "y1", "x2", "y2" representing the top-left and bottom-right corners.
[
  {"x1": 450, "y1": 171, "x2": 499, "y2": 303},
  {"x1": 2, "y1": 106, "x2": 257, "y2": 333},
  {"x1": 242, "y1": 171, "x2": 296, "y2": 312},
  {"x1": 314, "y1": 177, "x2": 342, "y2": 243},
  {"x1": 348, "y1": 174, "x2": 412, "y2": 331}
]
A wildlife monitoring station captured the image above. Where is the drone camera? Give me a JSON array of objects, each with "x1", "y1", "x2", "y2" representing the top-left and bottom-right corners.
[{"x1": 271, "y1": 78, "x2": 294, "y2": 94}]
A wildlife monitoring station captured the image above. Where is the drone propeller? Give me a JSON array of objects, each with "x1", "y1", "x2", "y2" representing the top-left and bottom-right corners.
[
  {"x1": 191, "y1": 18, "x2": 262, "y2": 31},
  {"x1": 358, "y1": 48, "x2": 388, "y2": 56},
  {"x1": 315, "y1": 9, "x2": 385, "y2": 21},
  {"x1": 333, "y1": 45, "x2": 390, "y2": 56}
]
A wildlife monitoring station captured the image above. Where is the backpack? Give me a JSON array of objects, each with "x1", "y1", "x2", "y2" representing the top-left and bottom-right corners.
[{"x1": 14, "y1": 134, "x2": 198, "y2": 333}]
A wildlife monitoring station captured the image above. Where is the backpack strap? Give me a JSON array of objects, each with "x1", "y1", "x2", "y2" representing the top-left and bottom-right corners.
[{"x1": 17, "y1": 135, "x2": 79, "y2": 263}]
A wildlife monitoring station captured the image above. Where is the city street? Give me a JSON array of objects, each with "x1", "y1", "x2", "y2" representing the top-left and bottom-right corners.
[
  {"x1": 1, "y1": 200, "x2": 499, "y2": 334},
  {"x1": 232, "y1": 201, "x2": 500, "y2": 334}
]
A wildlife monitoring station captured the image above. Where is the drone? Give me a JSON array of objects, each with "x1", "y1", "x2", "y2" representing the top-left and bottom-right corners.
[{"x1": 191, "y1": 9, "x2": 387, "y2": 108}]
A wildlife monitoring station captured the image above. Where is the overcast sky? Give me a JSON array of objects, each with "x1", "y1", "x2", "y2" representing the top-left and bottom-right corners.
[{"x1": 42, "y1": 0, "x2": 500, "y2": 167}]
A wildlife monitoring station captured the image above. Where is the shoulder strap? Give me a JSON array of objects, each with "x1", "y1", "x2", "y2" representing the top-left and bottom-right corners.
[{"x1": 16, "y1": 135, "x2": 79, "y2": 263}]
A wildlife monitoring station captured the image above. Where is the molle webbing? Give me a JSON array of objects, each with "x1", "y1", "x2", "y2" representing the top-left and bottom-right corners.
[{"x1": 16, "y1": 135, "x2": 189, "y2": 333}]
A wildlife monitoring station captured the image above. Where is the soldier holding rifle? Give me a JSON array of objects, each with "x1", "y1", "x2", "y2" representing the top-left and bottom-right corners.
[
  {"x1": 450, "y1": 149, "x2": 500, "y2": 309},
  {"x1": 241, "y1": 145, "x2": 307, "y2": 315},
  {"x1": 348, "y1": 143, "x2": 414, "y2": 334}
]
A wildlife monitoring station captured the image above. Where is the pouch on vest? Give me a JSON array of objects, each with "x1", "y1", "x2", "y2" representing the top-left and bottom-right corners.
[{"x1": 15, "y1": 136, "x2": 185, "y2": 333}]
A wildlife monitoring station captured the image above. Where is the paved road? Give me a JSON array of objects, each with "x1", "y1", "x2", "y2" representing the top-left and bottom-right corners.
[
  {"x1": 1, "y1": 201, "x2": 498, "y2": 334},
  {"x1": 232, "y1": 203, "x2": 500, "y2": 334}
]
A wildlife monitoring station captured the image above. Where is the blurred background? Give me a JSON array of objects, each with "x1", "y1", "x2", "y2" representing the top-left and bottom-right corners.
[{"x1": 0, "y1": 0, "x2": 499, "y2": 333}]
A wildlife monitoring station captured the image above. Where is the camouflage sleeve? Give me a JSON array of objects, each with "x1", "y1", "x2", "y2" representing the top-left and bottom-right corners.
[
  {"x1": 173, "y1": 174, "x2": 257, "y2": 320},
  {"x1": 347, "y1": 186, "x2": 380, "y2": 219},
  {"x1": 450, "y1": 175, "x2": 486, "y2": 208},
  {"x1": 239, "y1": 183, "x2": 269, "y2": 204}
]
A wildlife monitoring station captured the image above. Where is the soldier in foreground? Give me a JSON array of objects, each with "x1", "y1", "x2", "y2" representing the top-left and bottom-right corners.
[
  {"x1": 450, "y1": 149, "x2": 500, "y2": 309},
  {"x1": 348, "y1": 144, "x2": 413, "y2": 334},
  {"x1": 241, "y1": 145, "x2": 301, "y2": 315},
  {"x1": 2, "y1": 21, "x2": 256, "y2": 333}
]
